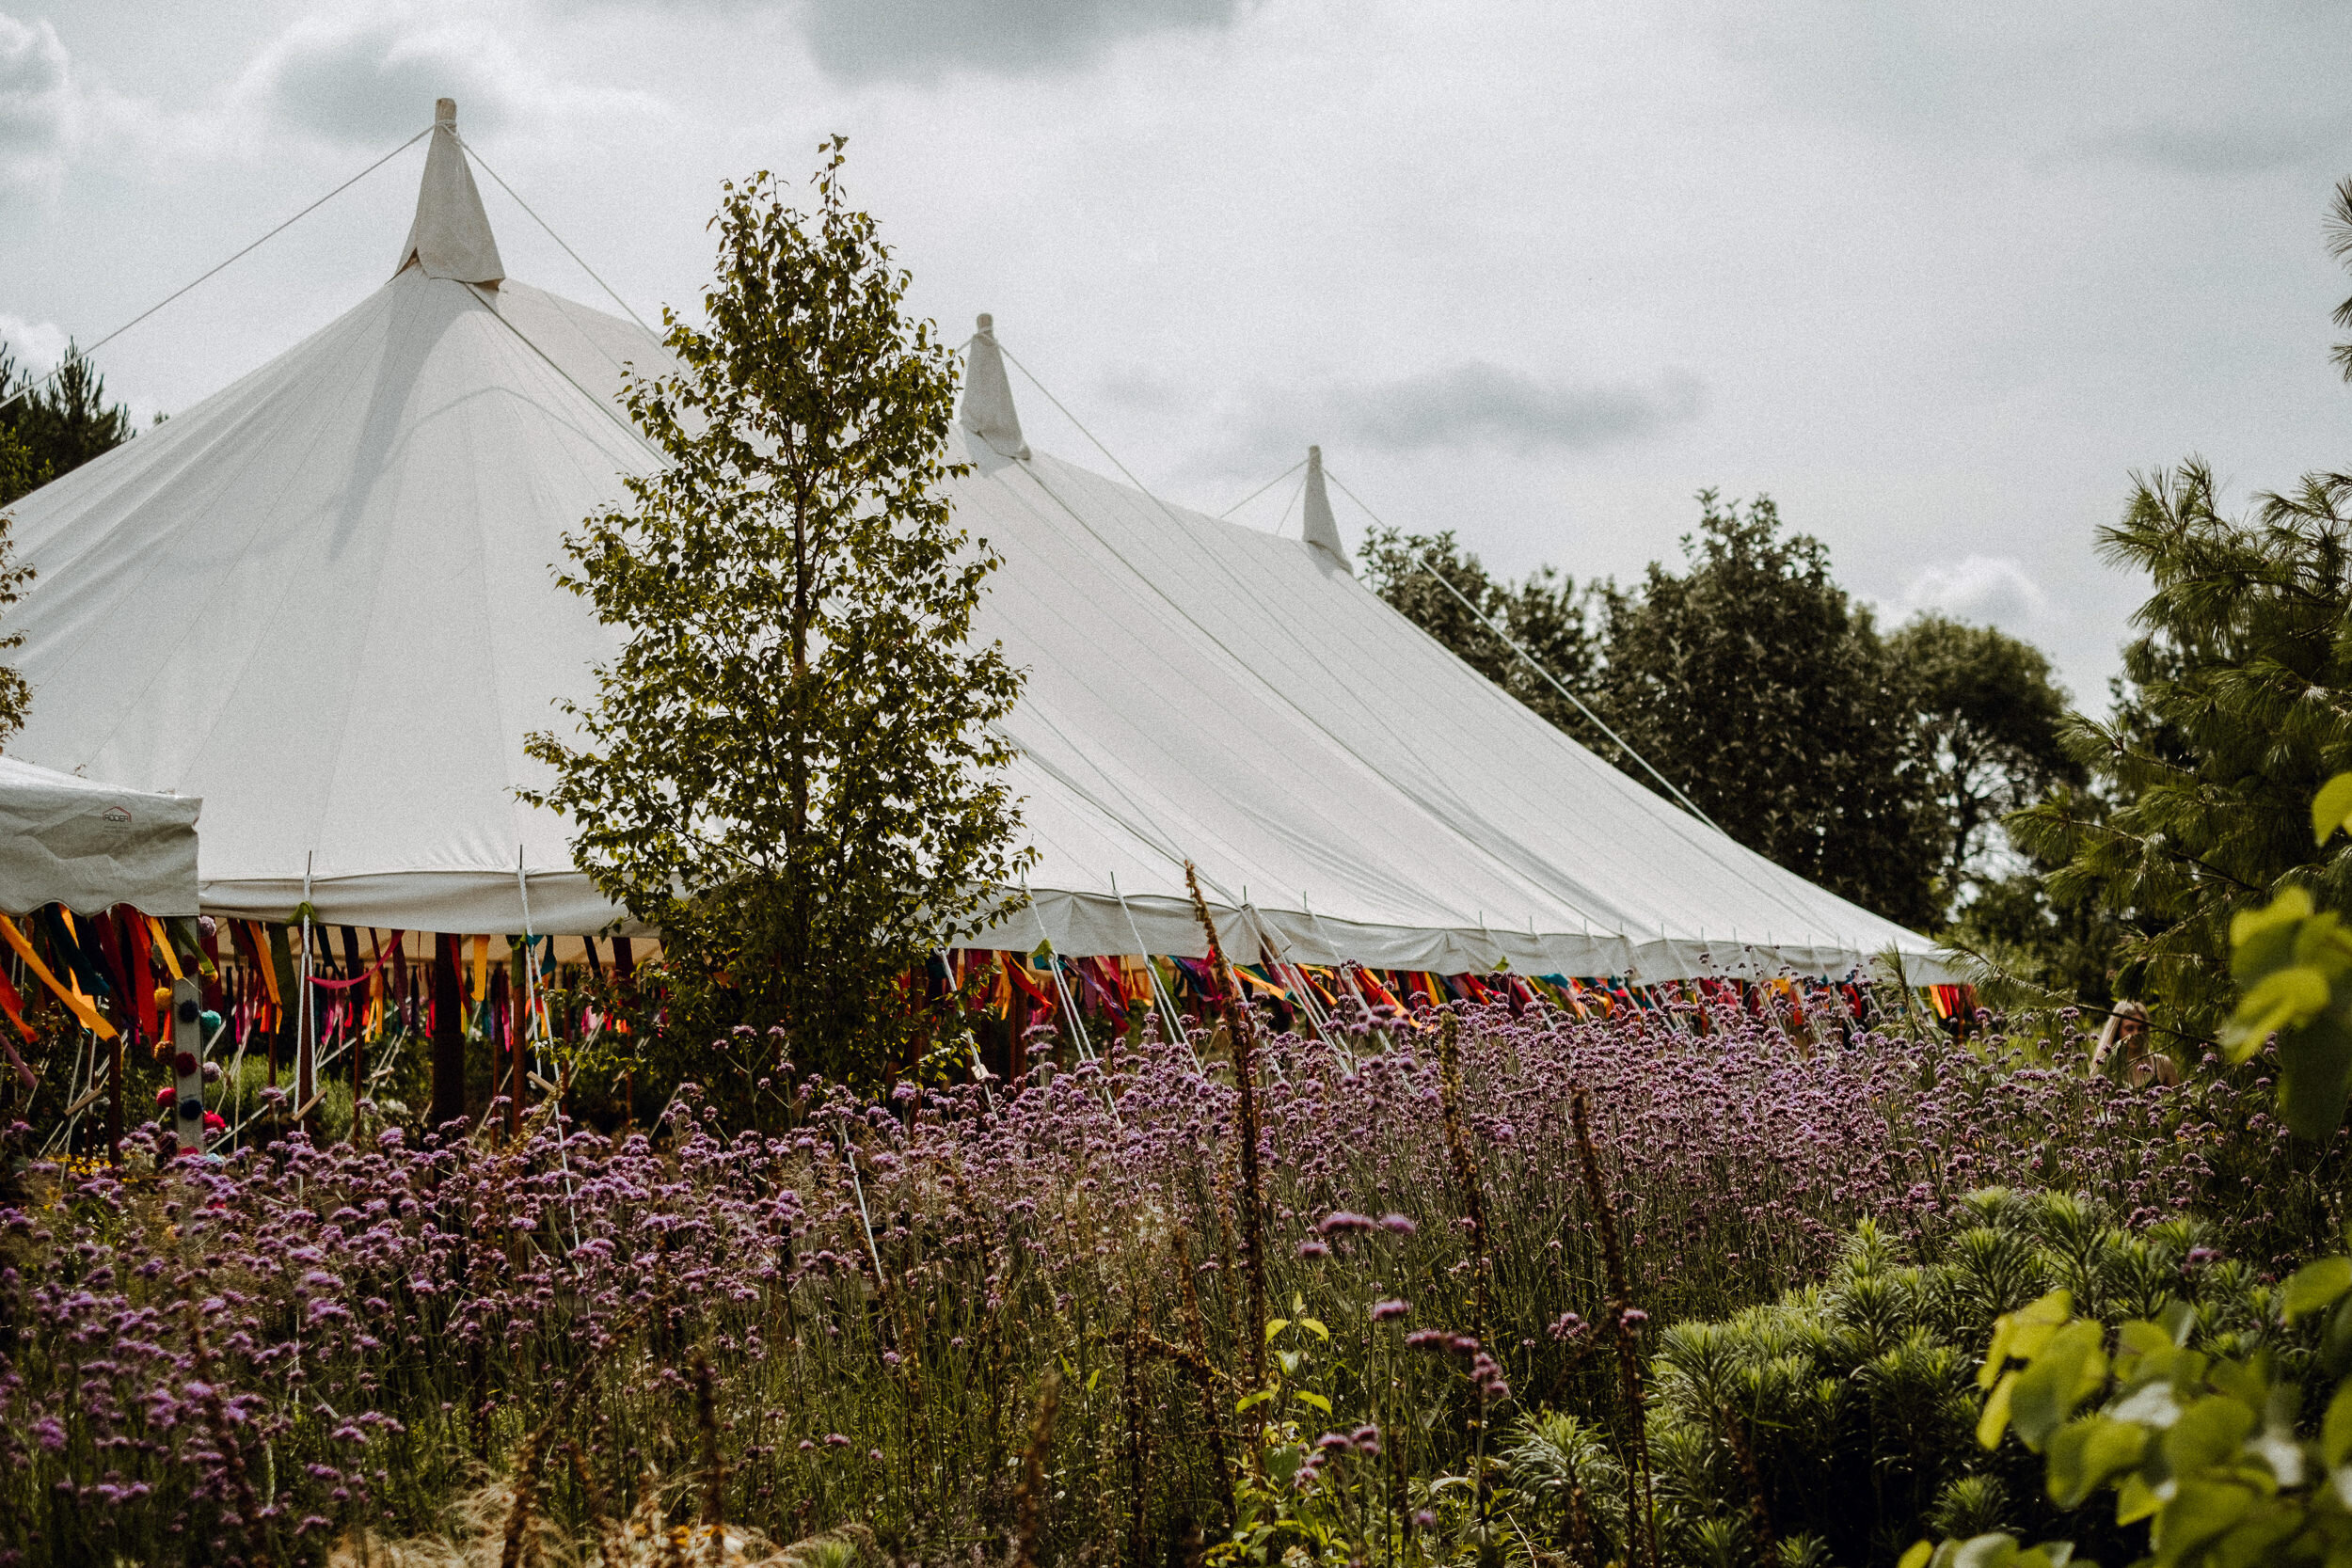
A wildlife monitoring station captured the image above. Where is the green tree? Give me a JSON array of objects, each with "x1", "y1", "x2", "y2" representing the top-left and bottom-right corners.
[
  {"x1": 2009, "y1": 459, "x2": 2352, "y2": 1035},
  {"x1": 0, "y1": 341, "x2": 131, "y2": 502},
  {"x1": 1892, "y1": 613, "x2": 2079, "y2": 901},
  {"x1": 523, "y1": 140, "x2": 1032, "y2": 1084},
  {"x1": 0, "y1": 495, "x2": 31, "y2": 749},
  {"x1": 1356, "y1": 526, "x2": 1609, "y2": 745},
  {"x1": 1600, "y1": 492, "x2": 1937, "y2": 927},
  {"x1": 1362, "y1": 499, "x2": 2090, "y2": 932},
  {"x1": 2328, "y1": 174, "x2": 2352, "y2": 382}
]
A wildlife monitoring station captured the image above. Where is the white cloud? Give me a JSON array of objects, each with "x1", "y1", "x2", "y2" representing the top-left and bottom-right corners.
[
  {"x1": 1892, "y1": 555, "x2": 2052, "y2": 632},
  {"x1": 232, "y1": 6, "x2": 662, "y2": 153},
  {"x1": 0, "y1": 13, "x2": 72, "y2": 191},
  {"x1": 240, "y1": 11, "x2": 527, "y2": 144},
  {"x1": 0, "y1": 312, "x2": 67, "y2": 376}
]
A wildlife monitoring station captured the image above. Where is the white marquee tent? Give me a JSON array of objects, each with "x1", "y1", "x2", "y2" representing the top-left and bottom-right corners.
[{"x1": 3, "y1": 103, "x2": 1956, "y2": 982}]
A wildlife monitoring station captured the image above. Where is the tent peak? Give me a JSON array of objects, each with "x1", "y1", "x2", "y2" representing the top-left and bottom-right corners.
[
  {"x1": 394, "y1": 98, "x2": 504, "y2": 289},
  {"x1": 960, "y1": 312, "x2": 1030, "y2": 464},
  {"x1": 1301, "y1": 443, "x2": 1351, "y2": 573}
]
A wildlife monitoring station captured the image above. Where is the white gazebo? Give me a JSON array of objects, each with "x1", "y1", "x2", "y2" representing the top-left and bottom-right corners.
[{"x1": 0, "y1": 755, "x2": 199, "y2": 917}]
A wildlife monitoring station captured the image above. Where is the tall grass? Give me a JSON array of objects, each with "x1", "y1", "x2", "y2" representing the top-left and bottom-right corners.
[{"x1": 0, "y1": 998, "x2": 2331, "y2": 1564}]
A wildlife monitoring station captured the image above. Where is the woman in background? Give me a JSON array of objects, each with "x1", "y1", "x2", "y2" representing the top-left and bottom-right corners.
[{"x1": 2091, "y1": 999, "x2": 2180, "y2": 1087}]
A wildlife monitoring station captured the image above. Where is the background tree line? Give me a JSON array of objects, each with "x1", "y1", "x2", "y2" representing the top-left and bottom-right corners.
[
  {"x1": 1359, "y1": 498, "x2": 2083, "y2": 955},
  {"x1": 1365, "y1": 179, "x2": 2352, "y2": 1045},
  {"x1": 0, "y1": 341, "x2": 135, "y2": 744}
]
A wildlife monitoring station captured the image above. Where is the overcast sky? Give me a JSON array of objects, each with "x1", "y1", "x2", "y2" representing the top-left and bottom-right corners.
[{"x1": 5, "y1": 0, "x2": 2350, "y2": 710}]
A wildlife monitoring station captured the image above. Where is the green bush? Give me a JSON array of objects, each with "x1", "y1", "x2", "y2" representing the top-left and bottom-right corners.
[{"x1": 1632, "y1": 1190, "x2": 2285, "y2": 1568}]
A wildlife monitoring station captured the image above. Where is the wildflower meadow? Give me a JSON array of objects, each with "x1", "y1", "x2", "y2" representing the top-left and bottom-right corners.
[{"x1": 1, "y1": 990, "x2": 2331, "y2": 1566}]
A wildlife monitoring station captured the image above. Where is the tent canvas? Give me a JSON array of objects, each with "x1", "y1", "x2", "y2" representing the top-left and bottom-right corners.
[
  {"x1": 0, "y1": 755, "x2": 199, "y2": 916},
  {"x1": 0, "y1": 107, "x2": 1957, "y2": 981}
]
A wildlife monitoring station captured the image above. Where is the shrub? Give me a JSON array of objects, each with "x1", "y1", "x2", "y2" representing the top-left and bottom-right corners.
[{"x1": 1642, "y1": 1189, "x2": 2290, "y2": 1568}]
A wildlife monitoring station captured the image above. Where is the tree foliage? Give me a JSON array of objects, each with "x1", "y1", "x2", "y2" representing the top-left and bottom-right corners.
[
  {"x1": 2328, "y1": 175, "x2": 2352, "y2": 384},
  {"x1": 1367, "y1": 493, "x2": 2076, "y2": 933},
  {"x1": 0, "y1": 340, "x2": 132, "y2": 504},
  {"x1": 1918, "y1": 778, "x2": 2352, "y2": 1568},
  {"x1": 0, "y1": 503, "x2": 30, "y2": 749},
  {"x1": 523, "y1": 141, "x2": 1032, "y2": 1084},
  {"x1": 2009, "y1": 459, "x2": 2352, "y2": 1034},
  {"x1": 1892, "y1": 614, "x2": 2080, "y2": 893},
  {"x1": 1600, "y1": 492, "x2": 1937, "y2": 927},
  {"x1": 0, "y1": 341, "x2": 107, "y2": 746},
  {"x1": 1358, "y1": 525, "x2": 1609, "y2": 746}
]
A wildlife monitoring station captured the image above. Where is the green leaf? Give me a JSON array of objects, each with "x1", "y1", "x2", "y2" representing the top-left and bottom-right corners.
[
  {"x1": 2311, "y1": 773, "x2": 2352, "y2": 846},
  {"x1": 1294, "y1": 1390, "x2": 1331, "y2": 1415},
  {"x1": 1236, "y1": 1387, "x2": 1275, "y2": 1413},
  {"x1": 1297, "y1": 1317, "x2": 1329, "y2": 1340},
  {"x1": 2163, "y1": 1394, "x2": 2258, "y2": 1476},
  {"x1": 2324, "y1": 1297, "x2": 2352, "y2": 1377},
  {"x1": 2284, "y1": 1258, "x2": 2352, "y2": 1323},
  {"x1": 2277, "y1": 1012, "x2": 2352, "y2": 1139},
  {"x1": 2153, "y1": 1479, "x2": 2256, "y2": 1562},
  {"x1": 2321, "y1": 1381, "x2": 2352, "y2": 1467},
  {"x1": 2044, "y1": 1415, "x2": 2151, "y2": 1508},
  {"x1": 1264, "y1": 1444, "x2": 1301, "y2": 1487},
  {"x1": 1982, "y1": 1290, "x2": 2074, "y2": 1391},
  {"x1": 2010, "y1": 1321, "x2": 2108, "y2": 1449},
  {"x1": 2206, "y1": 1357, "x2": 2269, "y2": 1411},
  {"x1": 2224, "y1": 966, "x2": 2331, "y2": 1064},
  {"x1": 1948, "y1": 1534, "x2": 2023, "y2": 1568},
  {"x1": 2159, "y1": 1298, "x2": 2196, "y2": 1347},
  {"x1": 2115, "y1": 1470, "x2": 2161, "y2": 1526},
  {"x1": 2233, "y1": 890, "x2": 2316, "y2": 985},
  {"x1": 1979, "y1": 1370, "x2": 2020, "y2": 1449},
  {"x1": 1898, "y1": 1543, "x2": 1932, "y2": 1568},
  {"x1": 2115, "y1": 1318, "x2": 2186, "y2": 1383},
  {"x1": 1263, "y1": 1318, "x2": 1288, "y2": 1343}
]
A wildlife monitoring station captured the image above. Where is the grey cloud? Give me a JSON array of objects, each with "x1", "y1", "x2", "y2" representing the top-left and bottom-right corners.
[
  {"x1": 1324, "y1": 362, "x2": 1703, "y2": 456},
  {"x1": 2088, "y1": 114, "x2": 2352, "y2": 177},
  {"x1": 1713, "y1": 2, "x2": 2352, "y2": 176},
  {"x1": 0, "y1": 13, "x2": 72, "y2": 187},
  {"x1": 1097, "y1": 360, "x2": 1705, "y2": 483},
  {"x1": 799, "y1": 0, "x2": 1246, "y2": 85},
  {"x1": 251, "y1": 20, "x2": 513, "y2": 145}
]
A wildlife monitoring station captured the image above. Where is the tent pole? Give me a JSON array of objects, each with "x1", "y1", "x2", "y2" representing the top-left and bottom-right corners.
[
  {"x1": 105, "y1": 1014, "x2": 122, "y2": 1165},
  {"x1": 937, "y1": 948, "x2": 995, "y2": 1112},
  {"x1": 1109, "y1": 874, "x2": 1197, "y2": 1070},
  {"x1": 297, "y1": 856, "x2": 315, "y2": 1138},
  {"x1": 1025, "y1": 888, "x2": 1118, "y2": 1121}
]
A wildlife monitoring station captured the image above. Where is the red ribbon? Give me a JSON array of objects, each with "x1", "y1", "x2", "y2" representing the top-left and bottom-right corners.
[{"x1": 305, "y1": 930, "x2": 406, "y2": 990}]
